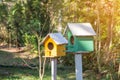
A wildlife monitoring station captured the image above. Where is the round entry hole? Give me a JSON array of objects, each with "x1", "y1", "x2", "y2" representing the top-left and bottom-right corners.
[
  {"x1": 48, "y1": 42, "x2": 54, "y2": 50},
  {"x1": 70, "y1": 36, "x2": 74, "y2": 45}
]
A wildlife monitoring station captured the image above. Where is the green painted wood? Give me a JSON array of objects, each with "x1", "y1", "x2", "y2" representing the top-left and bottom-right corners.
[
  {"x1": 77, "y1": 37, "x2": 94, "y2": 52},
  {"x1": 66, "y1": 30, "x2": 75, "y2": 52},
  {"x1": 66, "y1": 30, "x2": 94, "y2": 52}
]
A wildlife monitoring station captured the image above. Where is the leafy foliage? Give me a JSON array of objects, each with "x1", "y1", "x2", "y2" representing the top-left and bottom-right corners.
[
  {"x1": 0, "y1": 0, "x2": 120, "y2": 79},
  {"x1": 5, "y1": 0, "x2": 51, "y2": 48}
]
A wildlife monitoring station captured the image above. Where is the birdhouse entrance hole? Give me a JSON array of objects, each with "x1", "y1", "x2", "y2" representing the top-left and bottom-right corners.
[
  {"x1": 70, "y1": 36, "x2": 74, "y2": 45},
  {"x1": 48, "y1": 42, "x2": 54, "y2": 50}
]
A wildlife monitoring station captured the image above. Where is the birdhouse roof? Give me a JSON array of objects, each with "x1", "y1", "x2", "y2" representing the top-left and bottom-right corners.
[
  {"x1": 66, "y1": 23, "x2": 96, "y2": 36},
  {"x1": 42, "y1": 33, "x2": 68, "y2": 45}
]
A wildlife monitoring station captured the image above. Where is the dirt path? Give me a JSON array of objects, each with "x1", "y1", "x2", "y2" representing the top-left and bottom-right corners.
[
  {"x1": 0, "y1": 45, "x2": 37, "y2": 59},
  {"x1": 0, "y1": 45, "x2": 38, "y2": 66}
]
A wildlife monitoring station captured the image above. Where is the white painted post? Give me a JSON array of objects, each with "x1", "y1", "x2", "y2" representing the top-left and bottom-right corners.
[
  {"x1": 75, "y1": 53, "x2": 83, "y2": 80},
  {"x1": 51, "y1": 58, "x2": 57, "y2": 80}
]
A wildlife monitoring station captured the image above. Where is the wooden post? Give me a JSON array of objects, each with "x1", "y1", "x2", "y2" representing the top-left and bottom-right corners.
[
  {"x1": 75, "y1": 53, "x2": 83, "y2": 80},
  {"x1": 51, "y1": 58, "x2": 57, "y2": 80}
]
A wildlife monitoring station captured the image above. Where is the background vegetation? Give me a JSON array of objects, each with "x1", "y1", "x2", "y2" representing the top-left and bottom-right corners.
[{"x1": 0, "y1": 0, "x2": 120, "y2": 80}]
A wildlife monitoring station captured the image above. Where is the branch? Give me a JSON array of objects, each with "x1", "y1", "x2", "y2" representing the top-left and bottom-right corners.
[
  {"x1": 41, "y1": 57, "x2": 46, "y2": 79},
  {"x1": 20, "y1": 58, "x2": 38, "y2": 70},
  {"x1": 40, "y1": 15, "x2": 49, "y2": 35}
]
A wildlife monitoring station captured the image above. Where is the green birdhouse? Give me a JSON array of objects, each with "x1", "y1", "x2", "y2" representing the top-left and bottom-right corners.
[{"x1": 64, "y1": 23, "x2": 96, "y2": 53}]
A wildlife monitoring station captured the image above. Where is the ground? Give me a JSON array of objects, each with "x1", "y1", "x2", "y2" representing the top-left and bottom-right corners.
[
  {"x1": 0, "y1": 45, "x2": 39, "y2": 80},
  {"x1": 0, "y1": 45, "x2": 76, "y2": 80},
  {"x1": 0, "y1": 45, "x2": 104, "y2": 80},
  {"x1": 0, "y1": 45, "x2": 38, "y2": 67}
]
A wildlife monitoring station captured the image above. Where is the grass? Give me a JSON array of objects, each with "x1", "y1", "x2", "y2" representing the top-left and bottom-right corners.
[
  {"x1": 0, "y1": 66, "x2": 39, "y2": 80},
  {"x1": 0, "y1": 50, "x2": 38, "y2": 66},
  {"x1": 0, "y1": 49, "x2": 108, "y2": 80},
  {"x1": 0, "y1": 65, "x2": 76, "y2": 80},
  {"x1": 0, "y1": 50, "x2": 76, "y2": 80}
]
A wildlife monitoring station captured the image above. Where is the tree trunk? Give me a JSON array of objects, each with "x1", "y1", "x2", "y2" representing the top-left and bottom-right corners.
[
  {"x1": 8, "y1": 29, "x2": 11, "y2": 49},
  {"x1": 37, "y1": 36, "x2": 46, "y2": 80},
  {"x1": 96, "y1": 0, "x2": 101, "y2": 72},
  {"x1": 105, "y1": 0, "x2": 114, "y2": 63},
  {"x1": 37, "y1": 37, "x2": 42, "y2": 80}
]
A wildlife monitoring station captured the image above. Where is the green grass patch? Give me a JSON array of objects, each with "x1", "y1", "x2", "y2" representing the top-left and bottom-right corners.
[
  {"x1": 0, "y1": 50, "x2": 75, "y2": 80},
  {"x1": 0, "y1": 67, "x2": 39, "y2": 80},
  {"x1": 0, "y1": 50, "x2": 109, "y2": 80},
  {"x1": 0, "y1": 66, "x2": 76, "y2": 80}
]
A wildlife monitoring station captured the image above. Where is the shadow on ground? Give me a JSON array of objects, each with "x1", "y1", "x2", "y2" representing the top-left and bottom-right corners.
[
  {"x1": 0, "y1": 50, "x2": 39, "y2": 66},
  {"x1": 0, "y1": 50, "x2": 39, "y2": 80},
  {"x1": 0, "y1": 66, "x2": 39, "y2": 80},
  {"x1": 0, "y1": 50, "x2": 76, "y2": 80}
]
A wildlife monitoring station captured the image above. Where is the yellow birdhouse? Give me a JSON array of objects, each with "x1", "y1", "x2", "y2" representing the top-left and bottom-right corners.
[{"x1": 42, "y1": 33, "x2": 68, "y2": 57}]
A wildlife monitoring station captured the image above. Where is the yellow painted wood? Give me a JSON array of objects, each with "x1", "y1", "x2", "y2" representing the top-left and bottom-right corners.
[
  {"x1": 57, "y1": 45, "x2": 66, "y2": 56},
  {"x1": 44, "y1": 37, "x2": 66, "y2": 57},
  {"x1": 44, "y1": 37, "x2": 56, "y2": 57}
]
